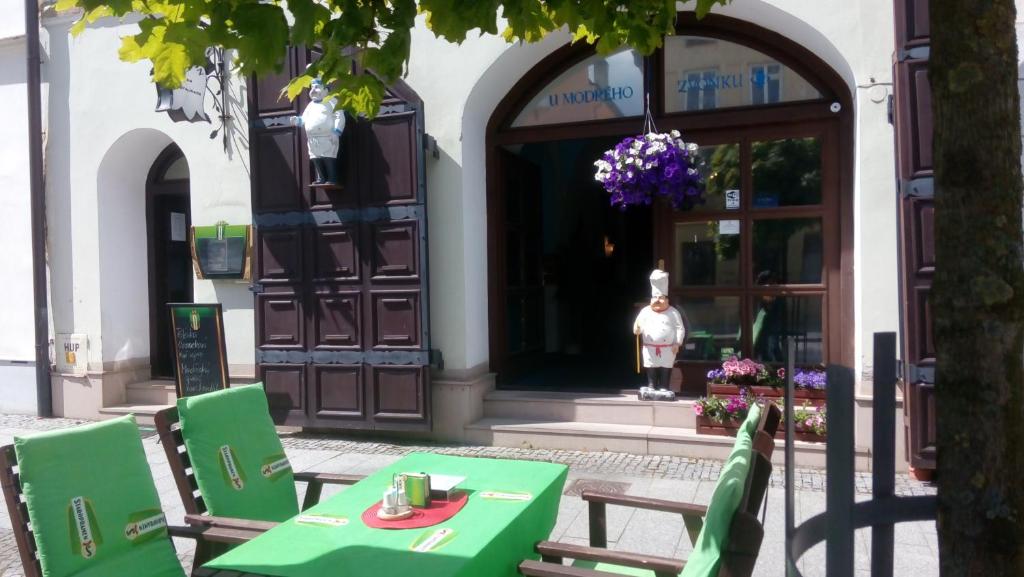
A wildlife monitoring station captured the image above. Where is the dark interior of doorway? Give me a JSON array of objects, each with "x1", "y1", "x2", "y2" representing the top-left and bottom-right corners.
[
  {"x1": 148, "y1": 147, "x2": 193, "y2": 379},
  {"x1": 501, "y1": 136, "x2": 653, "y2": 390}
]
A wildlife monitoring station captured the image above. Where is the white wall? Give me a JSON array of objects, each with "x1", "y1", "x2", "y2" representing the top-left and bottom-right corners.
[
  {"x1": 0, "y1": 0, "x2": 24, "y2": 39},
  {"x1": 401, "y1": 0, "x2": 898, "y2": 379},
  {"x1": 0, "y1": 0, "x2": 40, "y2": 413},
  {"x1": 43, "y1": 12, "x2": 255, "y2": 376}
]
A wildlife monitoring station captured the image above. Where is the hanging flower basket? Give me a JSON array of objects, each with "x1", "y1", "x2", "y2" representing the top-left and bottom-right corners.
[{"x1": 593, "y1": 130, "x2": 705, "y2": 210}]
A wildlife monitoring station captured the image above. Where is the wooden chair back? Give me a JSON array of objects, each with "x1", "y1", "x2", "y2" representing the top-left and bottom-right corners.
[
  {"x1": 717, "y1": 401, "x2": 781, "y2": 577},
  {"x1": 0, "y1": 445, "x2": 43, "y2": 577},
  {"x1": 154, "y1": 407, "x2": 208, "y2": 516}
]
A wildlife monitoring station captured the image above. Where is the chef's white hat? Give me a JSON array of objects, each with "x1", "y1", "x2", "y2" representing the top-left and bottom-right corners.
[{"x1": 650, "y1": 269, "x2": 669, "y2": 298}]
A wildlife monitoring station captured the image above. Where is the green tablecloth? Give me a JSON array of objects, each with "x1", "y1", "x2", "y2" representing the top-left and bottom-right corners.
[{"x1": 203, "y1": 453, "x2": 568, "y2": 577}]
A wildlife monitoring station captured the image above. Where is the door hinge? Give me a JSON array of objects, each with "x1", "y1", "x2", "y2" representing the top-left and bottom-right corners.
[
  {"x1": 248, "y1": 283, "x2": 264, "y2": 294},
  {"x1": 887, "y1": 94, "x2": 895, "y2": 125},
  {"x1": 423, "y1": 133, "x2": 439, "y2": 159},
  {"x1": 430, "y1": 349, "x2": 444, "y2": 370}
]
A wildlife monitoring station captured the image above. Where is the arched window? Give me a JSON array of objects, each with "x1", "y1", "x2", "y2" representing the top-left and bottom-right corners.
[{"x1": 487, "y1": 14, "x2": 852, "y2": 393}]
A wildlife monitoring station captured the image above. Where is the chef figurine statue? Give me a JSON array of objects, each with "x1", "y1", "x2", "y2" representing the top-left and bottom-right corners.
[
  {"x1": 633, "y1": 269, "x2": 686, "y2": 399},
  {"x1": 290, "y1": 78, "x2": 346, "y2": 186}
]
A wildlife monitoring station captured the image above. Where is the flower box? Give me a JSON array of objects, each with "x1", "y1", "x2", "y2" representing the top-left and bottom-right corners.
[
  {"x1": 707, "y1": 384, "x2": 826, "y2": 406},
  {"x1": 695, "y1": 415, "x2": 827, "y2": 443}
]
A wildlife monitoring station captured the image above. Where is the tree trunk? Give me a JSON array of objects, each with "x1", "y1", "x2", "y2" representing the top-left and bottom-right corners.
[{"x1": 931, "y1": 1, "x2": 1024, "y2": 574}]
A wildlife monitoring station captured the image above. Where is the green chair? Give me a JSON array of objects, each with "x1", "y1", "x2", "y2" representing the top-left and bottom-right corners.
[
  {"x1": 155, "y1": 384, "x2": 363, "y2": 532},
  {"x1": 520, "y1": 403, "x2": 780, "y2": 577},
  {"x1": 0, "y1": 415, "x2": 256, "y2": 577}
]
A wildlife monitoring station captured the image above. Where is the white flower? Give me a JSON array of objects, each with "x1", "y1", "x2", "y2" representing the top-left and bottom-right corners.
[
  {"x1": 687, "y1": 142, "x2": 699, "y2": 152},
  {"x1": 631, "y1": 140, "x2": 642, "y2": 151},
  {"x1": 670, "y1": 129, "x2": 681, "y2": 138}
]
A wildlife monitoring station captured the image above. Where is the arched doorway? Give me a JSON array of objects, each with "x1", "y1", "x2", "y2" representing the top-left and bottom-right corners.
[
  {"x1": 486, "y1": 13, "x2": 853, "y2": 396},
  {"x1": 147, "y1": 144, "x2": 193, "y2": 378}
]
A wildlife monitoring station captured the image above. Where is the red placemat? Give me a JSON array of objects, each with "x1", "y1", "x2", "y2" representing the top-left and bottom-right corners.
[{"x1": 361, "y1": 492, "x2": 469, "y2": 529}]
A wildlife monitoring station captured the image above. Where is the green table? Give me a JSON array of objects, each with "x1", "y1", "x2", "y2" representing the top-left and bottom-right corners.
[{"x1": 199, "y1": 453, "x2": 568, "y2": 577}]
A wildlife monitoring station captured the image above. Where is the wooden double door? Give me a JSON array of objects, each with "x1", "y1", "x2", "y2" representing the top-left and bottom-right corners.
[{"x1": 248, "y1": 48, "x2": 431, "y2": 431}]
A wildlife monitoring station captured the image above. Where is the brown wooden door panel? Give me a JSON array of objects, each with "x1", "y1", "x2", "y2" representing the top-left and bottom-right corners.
[
  {"x1": 310, "y1": 365, "x2": 368, "y2": 424},
  {"x1": 370, "y1": 290, "x2": 421, "y2": 349},
  {"x1": 251, "y1": 57, "x2": 430, "y2": 431},
  {"x1": 907, "y1": 381, "x2": 937, "y2": 466},
  {"x1": 257, "y1": 291, "x2": 305, "y2": 349},
  {"x1": 369, "y1": 365, "x2": 428, "y2": 426},
  {"x1": 261, "y1": 363, "x2": 307, "y2": 424},
  {"x1": 363, "y1": 112, "x2": 419, "y2": 205},
  {"x1": 370, "y1": 220, "x2": 420, "y2": 281},
  {"x1": 312, "y1": 291, "x2": 362, "y2": 350},
  {"x1": 258, "y1": 227, "x2": 304, "y2": 282},
  {"x1": 896, "y1": 0, "x2": 929, "y2": 49},
  {"x1": 254, "y1": 129, "x2": 303, "y2": 212},
  {"x1": 896, "y1": 60, "x2": 933, "y2": 178},
  {"x1": 312, "y1": 224, "x2": 360, "y2": 282},
  {"x1": 894, "y1": 0, "x2": 935, "y2": 470}
]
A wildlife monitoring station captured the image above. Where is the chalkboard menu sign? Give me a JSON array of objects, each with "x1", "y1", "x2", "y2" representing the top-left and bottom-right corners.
[{"x1": 168, "y1": 303, "x2": 229, "y2": 398}]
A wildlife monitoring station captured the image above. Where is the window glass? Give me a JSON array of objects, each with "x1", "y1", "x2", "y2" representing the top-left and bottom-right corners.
[
  {"x1": 679, "y1": 296, "x2": 741, "y2": 361},
  {"x1": 674, "y1": 221, "x2": 741, "y2": 286},
  {"x1": 160, "y1": 155, "x2": 189, "y2": 181},
  {"x1": 512, "y1": 48, "x2": 643, "y2": 127},
  {"x1": 751, "y1": 295, "x2": 823, "y2": 364},
  {"x1": 752, "y1": 218, "x2": 823, "y2": 285},
  {"x1": 664, "y1": 36, "x2": 822, "y2": 113},
  {"x1": 694, "y1": 143, "x2": 740, "y2": 212},
  {"x1": 751, "y1": 137, "x2": 822, "y2": 207}
]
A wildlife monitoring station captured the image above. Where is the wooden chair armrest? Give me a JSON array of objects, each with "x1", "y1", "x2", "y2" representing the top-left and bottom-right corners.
[
  {"x1": 581, "y1": 491, "x2": 706, "y2": 548},
  {"x1": 293, "y1": 471, "x2": 365, "y2": 485},
  {"x1": 295, "y1": 471, "x2": 366, "y2": 511},
  {"x1": 167, "y1": 524, "x2": 263, "y2": 545},
  {"x1": 534, "y1": 541, "x2": 685, "y2": 577},
  {"x1": 519, "y1": 559, "x2": 629, "y2": 577},
  {"x1": 580, "y1": 490, "x2": 708, "y2": 517},
  {"x1": 184, "y1": 513, "x2": 278, "y2": 532}
]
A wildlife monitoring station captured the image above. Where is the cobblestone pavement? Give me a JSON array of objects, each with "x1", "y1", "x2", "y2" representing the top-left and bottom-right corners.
[{"x1": 0, "y1": 414, "x2": 938, "y2": 576}]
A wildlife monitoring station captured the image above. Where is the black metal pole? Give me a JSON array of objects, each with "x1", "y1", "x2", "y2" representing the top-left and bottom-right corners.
[
  {"x1": 825, "y1": 364, "x2": 855, "y2": 577},
  {"x1": 784, "y1": 336, "x2": 796, "y2": 576},
  {"x1": 871, "y1": 332, "x2": 897, "y2": 576},
  {"x1": 25, "y1": 0, "x2": 52, "y2": 417}
]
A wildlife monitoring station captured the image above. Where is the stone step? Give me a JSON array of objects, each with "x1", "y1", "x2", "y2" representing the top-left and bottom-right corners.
[
  {"x1": 125, "y1": 379, "x2": 177, "y2": 406},
  {"x1": 482, "y1": 389, "x2": 697, "y2": 429},
  {"x1": 465, "y1": 417, "x2": 871, "y2": 470},
  {"x1": 98, "y1": 404, "x2": 169, "y2": 427}
]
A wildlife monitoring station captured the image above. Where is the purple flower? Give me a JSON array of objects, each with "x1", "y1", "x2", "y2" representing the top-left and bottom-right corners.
[{"x1": 595, "y1": 132, "x2": 705, "y2": 211}]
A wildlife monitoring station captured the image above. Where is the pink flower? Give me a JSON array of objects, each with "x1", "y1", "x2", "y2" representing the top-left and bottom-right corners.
[
  {"x1": 694, "y1": 404, "x2": 704, "y2": 416},
  {"x1": 777, "y1": 368, "x2": 786, "y2": 378}
]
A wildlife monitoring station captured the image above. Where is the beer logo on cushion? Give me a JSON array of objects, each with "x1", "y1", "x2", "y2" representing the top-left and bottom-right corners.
[
  {"x1": 260, "y1": 453, "x2": 292, "y2": 482},
  {"x1": 218, "y1": 445, "x2": 245, "y2": 490},
  {"x1": 66, "y1": 496, "x2": 103, "y2": 559},
  {"x1": 124, "y1": 509, "x2": 168, "y2": 545}
]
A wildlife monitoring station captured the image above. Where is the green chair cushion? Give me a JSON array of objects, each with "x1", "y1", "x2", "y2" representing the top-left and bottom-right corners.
[
  {"x1": 14, "y1": 415, "x2": 183, "y2": 577},
  {"x1": 679, "y1": 403, "x2": 760, "y2": 577},
  {"x1": 176, "y1": 383, "x2": 298, "y2": 522},
  {"x1": 566, "y1": 404, "x2": 763, "y2": 577}
]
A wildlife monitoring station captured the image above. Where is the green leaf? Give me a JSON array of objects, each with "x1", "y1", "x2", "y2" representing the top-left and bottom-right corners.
[
  {"x1": 151, "y1": 41, "x2": 189, "y2": 87},
  {"x1": 285, "y1": 75, "x2": 313, "y2": 101}
]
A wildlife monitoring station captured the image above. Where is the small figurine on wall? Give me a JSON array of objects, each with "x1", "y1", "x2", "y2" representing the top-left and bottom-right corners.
[
  {"x1": 291, "y1": 78, "x2": 346, "y2": 186},
  {"x1": 633, "y1": 269, "x2": 686, "y2": 399}
]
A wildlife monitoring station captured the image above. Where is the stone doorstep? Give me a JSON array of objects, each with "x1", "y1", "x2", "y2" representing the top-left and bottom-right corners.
[
  {"x1": 124, "y1": 379, "x2": 177, "y2": 405},
  {"x1": 482, "y1": 389, "x2": 698, "y2": 429},
  {"x1": 465, "y1": 417, "x2": 872, "y2": 470},
  {"x1": 97, "y1": 404, "x2": 167, "y2": 427}
]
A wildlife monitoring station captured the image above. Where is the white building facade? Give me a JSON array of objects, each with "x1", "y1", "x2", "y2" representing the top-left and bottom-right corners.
[{"x1": 3, "y1": 0, "x2": 1019, "y2": 469}]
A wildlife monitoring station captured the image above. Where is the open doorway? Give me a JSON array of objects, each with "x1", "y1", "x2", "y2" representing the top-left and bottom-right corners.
[
  {"x1": 499, "y1": 136, "x2": 653, "y2": 389},
  {"x1": 147, "y1": 145, "x2": 193, "y2": 379}
]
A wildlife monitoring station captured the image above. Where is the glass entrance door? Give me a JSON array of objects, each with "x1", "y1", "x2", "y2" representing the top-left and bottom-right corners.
[{"x1": 656, "y1": 121, "x2": 840, "y2": 395}]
